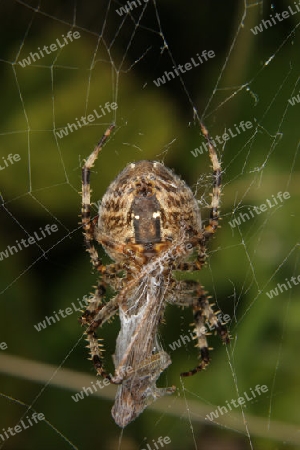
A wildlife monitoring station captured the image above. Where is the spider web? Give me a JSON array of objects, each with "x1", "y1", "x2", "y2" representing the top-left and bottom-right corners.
[{"x1": 0, "y1": 0, "x2": 299, "y2": 449}]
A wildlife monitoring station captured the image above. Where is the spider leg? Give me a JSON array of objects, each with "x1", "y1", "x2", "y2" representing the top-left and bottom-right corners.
[
  {"x1": 80, "y1": 286, "x2": 119, "y2": 380},
  {"x1": 81, "y1": 124, "x2": 115, "y2": 270},
  {"x1": 167, "y1": 279, "x2": 229, "y2": 377},
  {"x1": 200, "y1": 122, "x2": 221, "y2": 241},
  {"x1": 83, "y1": 271, "x2": 144, "y2": 383},
  {"x1": 80, "y1": 125, "x2": 118, "y2": 379},
  {"x1": 80, "y1": 258, "x2": 143, "y2": 381},
  {"x1": 170, "y1": 124, "x2": 225, "y2": 376},
  {"x1": 181, "y1": 283, "x2": 229, "y2": 377},
  {"x1": 175, "y1": 246, "x2": 206, "y2": 272}
]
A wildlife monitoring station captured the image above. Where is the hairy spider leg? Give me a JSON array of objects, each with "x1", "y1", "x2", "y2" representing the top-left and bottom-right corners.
[
  {"x1": 81, "y1": 291, "x2": 119, "y2": 380},
  {"x1": 179, "y1": 284, "x2": 230, "y2": 377},
  {"x1": 80, "y1": 124, "x2": 116, "y2": 378},
  {"x1": 81, "y1": 124, "x2": 115, "y2": 270},
  {"x1": 199, "y1": 121, "x2": 222, "y2": 241},
  {"x1": 169, "y1": 123, "x2": 228, "y2": 376}
]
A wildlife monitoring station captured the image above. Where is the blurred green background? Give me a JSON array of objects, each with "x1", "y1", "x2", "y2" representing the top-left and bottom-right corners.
[{"x1": 0, "y1": 1, "x2": 299, "y2": 449}]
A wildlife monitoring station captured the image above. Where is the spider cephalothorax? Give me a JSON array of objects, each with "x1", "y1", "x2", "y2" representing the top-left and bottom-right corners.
[{"x1": 79, "y1": 124, "x2": 229, "y2": 427}]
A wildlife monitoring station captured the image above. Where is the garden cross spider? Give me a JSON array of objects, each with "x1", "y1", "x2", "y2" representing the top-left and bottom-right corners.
[{"x1": 79, "y1": 123, "x2": 229, "y2": 427}]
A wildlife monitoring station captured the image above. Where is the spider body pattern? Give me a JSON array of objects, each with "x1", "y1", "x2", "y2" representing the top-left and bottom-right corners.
[{"x1": 79, "y1": 124, "x2": 229, "y2": 427}]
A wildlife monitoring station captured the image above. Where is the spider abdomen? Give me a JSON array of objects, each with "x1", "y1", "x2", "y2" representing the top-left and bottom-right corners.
[{"x1": 98, "y1": 160, "x2": 201, "y2": 260}]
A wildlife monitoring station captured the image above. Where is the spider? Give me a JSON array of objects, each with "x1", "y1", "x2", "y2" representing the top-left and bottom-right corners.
[{"x1": 79, "y1": 123, "x2": 229, "y2": 427}]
